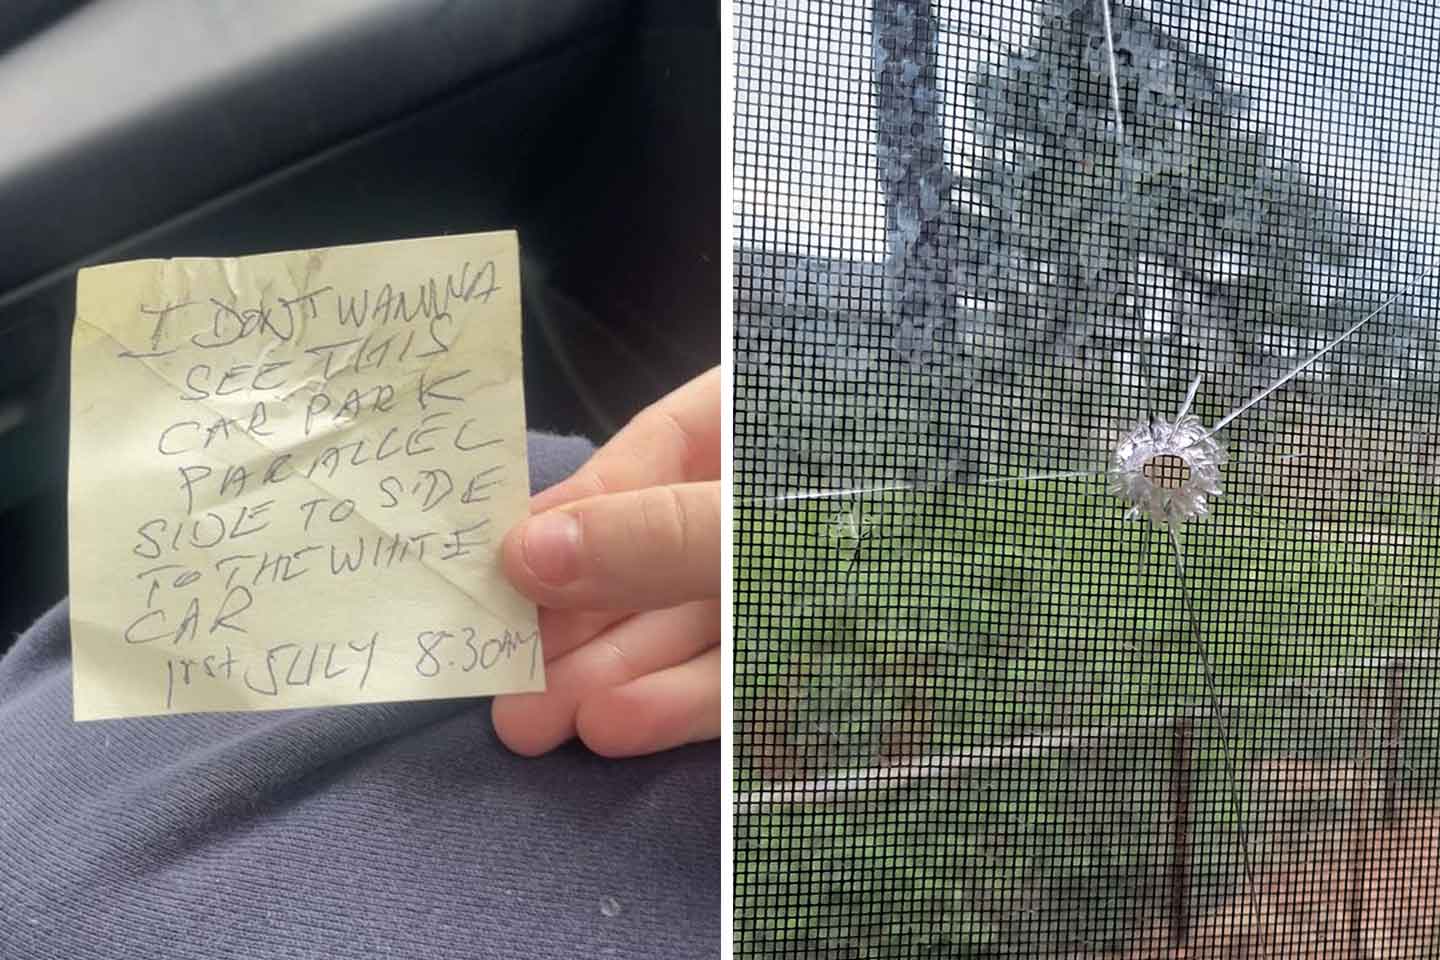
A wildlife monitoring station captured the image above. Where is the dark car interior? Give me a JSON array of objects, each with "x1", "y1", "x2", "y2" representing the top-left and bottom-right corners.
[{"x1": 0, "y1": 0, "x2": 720, "y2": 646}]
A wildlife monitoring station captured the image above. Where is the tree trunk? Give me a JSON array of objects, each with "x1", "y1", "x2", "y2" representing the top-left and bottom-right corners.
[{"x1": 872, "y1": 0, "x2": 954, "y2": 363}]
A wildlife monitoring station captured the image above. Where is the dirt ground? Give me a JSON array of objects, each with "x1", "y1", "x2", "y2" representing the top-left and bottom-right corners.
[{"x1": 1109, "y1": 810, "x2": 1440, "y2": 959}]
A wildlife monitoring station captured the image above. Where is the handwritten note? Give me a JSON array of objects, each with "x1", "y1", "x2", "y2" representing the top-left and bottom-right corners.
[{"x1": 68, "y1": 231, "x2": 541, "y2": 721}]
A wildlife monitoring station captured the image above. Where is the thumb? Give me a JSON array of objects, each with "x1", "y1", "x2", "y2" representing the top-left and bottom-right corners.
[{"x1": 502, "y1": 481, "x2": 720, "y2": 611}]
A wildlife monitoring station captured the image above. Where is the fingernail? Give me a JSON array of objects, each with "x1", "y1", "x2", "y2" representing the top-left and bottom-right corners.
[{"x1": 521, "y1": 511, "x2": 581, "y2": 585}]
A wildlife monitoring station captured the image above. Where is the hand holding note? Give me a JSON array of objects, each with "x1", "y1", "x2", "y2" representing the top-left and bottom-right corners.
[{"x1": 492, "y1": 367, "x2": 721, "y2": 757}]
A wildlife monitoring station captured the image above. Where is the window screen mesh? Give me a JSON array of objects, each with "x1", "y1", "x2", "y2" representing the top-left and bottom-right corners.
[{"x1": 733, "y1": 1, "x2": 1440, "y2": 956}]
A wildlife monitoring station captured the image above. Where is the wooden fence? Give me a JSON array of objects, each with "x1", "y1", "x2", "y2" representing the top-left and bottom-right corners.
[{"x1": 737, "y1": 655, "x2": 1427, "y2": 952}]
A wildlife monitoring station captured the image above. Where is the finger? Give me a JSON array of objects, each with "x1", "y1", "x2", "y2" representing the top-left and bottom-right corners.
[
  {"x1": 535, "y1": 607, "x2": 631, "y2": 665},
  {"x1": 491, "y1": 598, "x2": 719, "y2": 756},
  {"x1": 504, "y1": 481, "x2": 719, "y2": 611},
  {"x1": 575, "y1": 646, "x2": 721, "y2": 757},
  {"x1": 531, "y1": 366, "x2": 720, "y2": 513},
  {"x1": 496, "y1": 607, "x2": 658, "y2": 746}
]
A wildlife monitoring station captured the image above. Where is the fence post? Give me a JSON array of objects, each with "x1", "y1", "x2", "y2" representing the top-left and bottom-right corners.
[
  {"x1": 1349, "y1": 768, "x2": 1370, "y2": 960},
  {"x1": 1169, "y1": 717, "x2": 1193, "y2": 949},
  {"x1": 1346, "y1": 659, "x2": 1396, "y2": 960},
  {"x1": 1383, "y1": 658, "x2": 1405, "y2": 822}
]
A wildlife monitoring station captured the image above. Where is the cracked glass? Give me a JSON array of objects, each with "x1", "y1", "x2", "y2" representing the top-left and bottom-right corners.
[{"x1": 734, "y1": 1, "x2": 1440, "y2": 956}]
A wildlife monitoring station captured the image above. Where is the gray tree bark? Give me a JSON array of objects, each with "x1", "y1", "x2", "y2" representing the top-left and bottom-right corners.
[{"x1": 872, "y1": 0, "x2": 955, "y2": 363}]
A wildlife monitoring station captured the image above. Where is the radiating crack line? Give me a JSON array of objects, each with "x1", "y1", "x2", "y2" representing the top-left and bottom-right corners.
[
  {"x1": 754, "y1": 468, "x2": 1105, "y2": 505},
  {"x1": 1098, "y1": 0, "x2": 1126, "y2": 147},
  {"x1": 1167, "y1": 374, "x2": 1204, "y2": 442},
  {"x1": 761, "y1": 482, "x2": 916, "y2": 503},
  {"x1": 1191, "y1": 260, "x2": 1438, "y2": 447},
  {"x1": 1166, "y1": 523, "x2": 1264, "y2": 948}
]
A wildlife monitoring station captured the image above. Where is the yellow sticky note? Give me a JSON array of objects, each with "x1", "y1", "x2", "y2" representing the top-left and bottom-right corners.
[{"x1": 68, "y1": 231, "x2": 541, "y2": 721}]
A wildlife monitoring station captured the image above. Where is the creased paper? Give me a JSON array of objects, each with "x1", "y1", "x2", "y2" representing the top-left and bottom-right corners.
[{"x1": 68, "y1": 231, "x2": 540, "y2": 721}]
